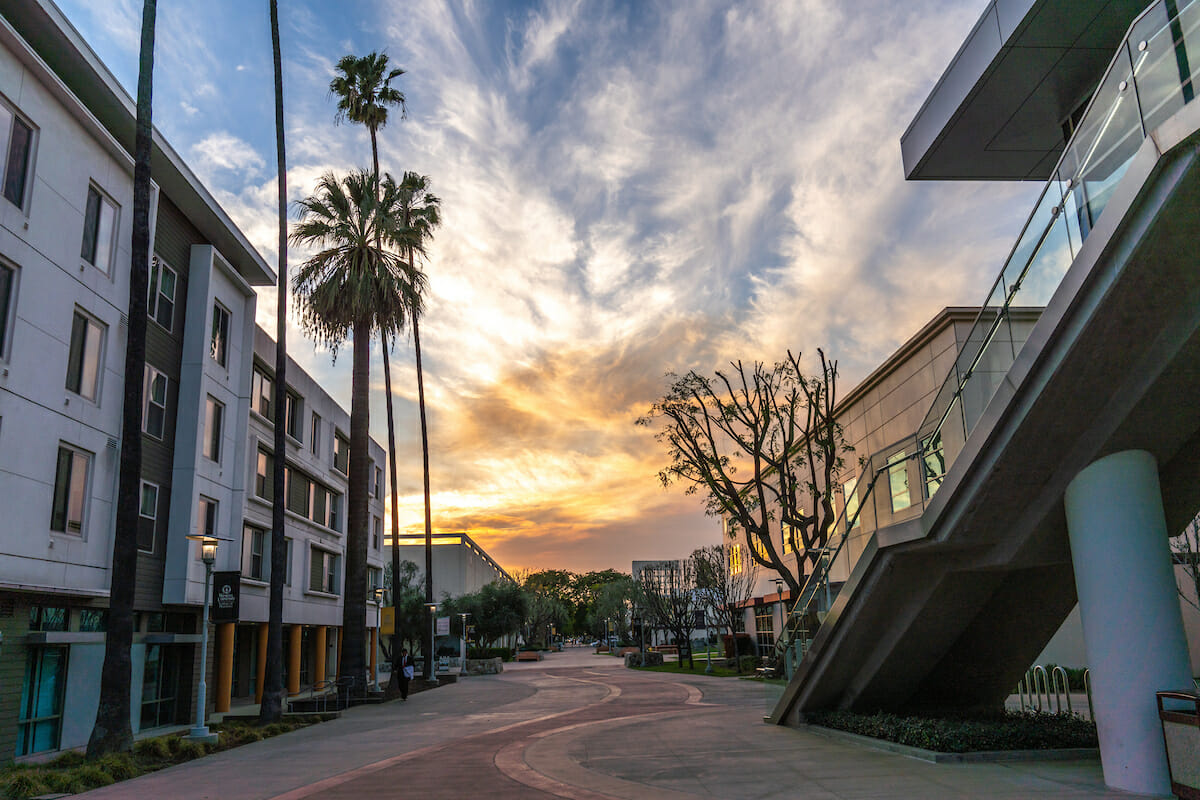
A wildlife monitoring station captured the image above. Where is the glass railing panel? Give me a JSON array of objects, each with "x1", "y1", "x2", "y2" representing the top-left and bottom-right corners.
[
  {"x1": 1007, "y1": 211, "x2": 1074, "y2": 309},
  {"x1": 954, "y1": 306, "x2": 1010, "y2": 434},
  {"x1": 1001, "y1": 181, "x2": 1064, "y2": 300},
  {"x1": 1130, "y1": 2, "x2": 1188, "y2": 134},
  {"x1": 1179, "y1": 0, "x2": 1200, "y2": 89},
  {"x1": 1066, "y1": 46, "x2": 1141, "y2": 235}
]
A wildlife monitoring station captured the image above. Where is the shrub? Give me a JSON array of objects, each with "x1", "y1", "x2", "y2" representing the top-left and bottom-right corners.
[
  {"x1": 41, "y1": 769, "x2": 87, "y2": 795},
  {"x1": 3, "y1": 771, "x2": 48, "y2": 800},
  {"x1": 737, "y1": 655, "x2": 758, "y2": 673},
  {"x1": 468, "y1": 646, "x2": 513, "y2": 662},
  {"x1": 133, "y1": 736, "x2": 172, "y2": 761},
  {"x1": 807, "y1": 709, "x2": 1098, "y2": 753},
  {"x1": 73, "y1": 765, "x2": 115, "y2": 790},
  {"x1": 170, "y1": 738, "x2": 206, "y2": 761},
  {"x1": 95, "y1": 752, "x2": 139, "y2": 781},
  {"x1": 261, "y1": 722, "x2": 290, "y2": 738},
  {"x1": 50, "y1": 751, "x2": 86, "y2": 768}
]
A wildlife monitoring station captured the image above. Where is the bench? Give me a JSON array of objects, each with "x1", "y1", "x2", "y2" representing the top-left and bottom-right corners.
[
  {"x1": 652, "y1": 645, "x2": 678, "y2": 656},
  {"x1": 515, "y1": 651, "x2": 544, "y2": 662}
]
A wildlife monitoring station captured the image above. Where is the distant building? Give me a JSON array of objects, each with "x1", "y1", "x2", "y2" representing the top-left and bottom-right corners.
[{"x1": 387, "y1": 531, "x2": 512, "y2": 599}]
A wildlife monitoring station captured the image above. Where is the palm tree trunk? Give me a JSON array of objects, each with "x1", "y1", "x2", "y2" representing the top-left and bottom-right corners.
[
  {"x1": 259, "y1": 0, "x2": 288, "y2": 725},
  {"x1": 414, "y1": 311, "x2": 434, "y2": 680},
  {"x1": 88, "y1": 0, "x2": 156, "y2": 757},
  {"x1": 382, "y1": 344, "x2": 404, "y2": 694},
  {"x1": 341, "y1": 318, "x2": 371, "y2": 693}
]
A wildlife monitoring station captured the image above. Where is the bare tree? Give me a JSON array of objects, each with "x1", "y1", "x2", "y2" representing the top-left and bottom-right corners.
[
  {"x1": 692, "y1": 544, "x2": 759, "y2": 672},
  {"x1": 1172, "y1": 514, "x2": 1200, "y2": 613},
  {"x1": 639, "y1": 350, "x2": 854, "y2": 595},
  {"x1": 637, "y1": 560, "x2": 699, "y2": 669}
]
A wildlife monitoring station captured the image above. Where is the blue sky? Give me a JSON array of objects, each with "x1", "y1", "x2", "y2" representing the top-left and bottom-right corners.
[{"x1": 55, "y1": 0, "x2": 1039, "y2": 572}]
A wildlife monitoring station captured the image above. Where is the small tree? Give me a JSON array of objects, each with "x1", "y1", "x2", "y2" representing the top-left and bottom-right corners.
[
  {"x1": 589, "y1": 576, "x2": 637, "y2": 642},
  {"x1": 380, "y1": 560, "x2": 426, "y2": 658},
  {"x1": 638, "y1": 560, "x2": 699, "y2": 669},
  {"x1": 1172, "y1": 514, "x2": 1200, "y2": 613},
  {"x1": 446, "y1": 582, "x2": 526, "y2": 649},
  {"x1": 639, "y1": 350, "x2": 853, "y2": 595},
  {"x1": 692, "y1": 544, "x2": 759, "y2": 672}
]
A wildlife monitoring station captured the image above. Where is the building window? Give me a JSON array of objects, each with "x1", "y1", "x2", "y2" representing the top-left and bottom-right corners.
[
  {"x1": 782, "y1": 524, "x2": 796, "y2": 555},
  {"x1": 374, "y1": 465, "x2": 383, "y2": 499},
  {"x1": 1, "y1": 101, "x2": 33, "y2": 209},
  {"x1": 327, "y1": 493, "x2": 340, "y2": 532},
  {"x1": 755, "y1": 605, "x2": 775, "y2": 652},
  {"x1": 79, "y1": 609, "x2": 107, "y2": 632},
  {"x1": 197, "y1": 496, "x2": 218, "y2": 540},
  {"x1": 245, "y1": 524, "x2": 266, "y2": 581},
  {"x1": 284, "y1": 537, "x2": 293, "y2": 586},
  {"x1": 80, "y1": 185, "x2": 118, "y2": 275},
  {"x1": 255, "y1": 448, "x2": 273, "y2": 501},
  {"x1": 210, "y1": 302, "x2": 230, "y2": 367},
  {"x1": 17, "y1": 646, "x2": 67, "y2": 756},
  {"x1": 252, "y1": 365, "x2": 273, "y2": 418},
  {"x1": 284, "y1": 391, "x2": 301, "y2": 440},
  {"x1": 369, "y1": 566, "x2": 382, "y2": 595},
  {"x1": 286, "y1": 467, "x2": 311, "y2": 518},
  {"x1": 51, "y1": 444, "x2": 90, "y2": 535},
  {"x1": 843, "y1": 476, "x2": 860, "y2": 530},
  {"x1": 29, "y1": 606, "x2": 67, "y2": 632},
  {"x1": 310, "y1": 413, "x2": 321, "y2": 456},
  {"x1": 729, "y1": 543, "x2": 743, "y2": 575},
  {"x1": 138, "y1": 480, "x2": 158, "y2": 553},
  {"x1": 310, "y1": 548, "x2": 340, "y2": 595},
  {"x1": 333, "y1": 432, "x2": 349, "y2": 474},
  {"x1": 143, "y1": 365, "x2": 167, "y2": 439},
  {"x1": 140, "y1": 644, "x2": 180, "y2": 730},
  {"x1": 887, "y1": 451, "x2": 911, "y2": 513},
  {"x1": 203, "y1": 396, "x2": 223, "y2": 462},
  {"x1": 0, "y1": 262, "x2": 15, "y2": 360},
  {"x1": 65, "y1": 309, "x2": 104, "y2": 401},
  {"x1": 372, "y1": 516, "x2": 381, "y2": 550},
  {"x1": 147, "y1": 257, "x2": 176, "y2": 331}
]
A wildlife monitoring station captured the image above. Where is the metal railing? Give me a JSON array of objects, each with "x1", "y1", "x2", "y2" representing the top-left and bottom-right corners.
[{"x1": 771, "y1": 0, "x2": 1200, "y2": 692}]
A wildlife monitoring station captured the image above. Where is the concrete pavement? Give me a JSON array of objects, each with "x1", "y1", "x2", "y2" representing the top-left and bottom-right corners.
[{"x1": 76, "y1": 647, "x2": 1138, "y2": 799}]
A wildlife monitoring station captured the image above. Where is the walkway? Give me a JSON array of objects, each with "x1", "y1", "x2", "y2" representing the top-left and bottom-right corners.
[{"x1": 77, "y1": 649, "x2": 1133, "y2": 799}]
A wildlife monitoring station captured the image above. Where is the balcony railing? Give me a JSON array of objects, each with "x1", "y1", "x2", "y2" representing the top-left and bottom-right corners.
[{"x1": 771, "y1": 0, "x2": 1200, "y2": 690}]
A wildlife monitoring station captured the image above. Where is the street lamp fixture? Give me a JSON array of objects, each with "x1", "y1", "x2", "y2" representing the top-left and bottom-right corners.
[
  {"x1": 372, "y1": 586, "x2": 385, "y2": 604},
  {"x1": 424, "y1": 602, "x2": 438, "y2": 683},
  {"x1": 185, "y1": 534, "x2": 225, "y2": 744},
  {"x1": 459, "y1": 612, "x2": 470, "y2": 675}
]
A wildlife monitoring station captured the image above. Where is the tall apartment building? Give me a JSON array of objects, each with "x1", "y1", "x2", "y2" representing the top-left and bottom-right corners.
[
  {"x1": 0, "y1": 0, "x2": 273, "y2": 757},
  {"x1": 226, "y1": 326, "x2": 386, "y2": 707}
]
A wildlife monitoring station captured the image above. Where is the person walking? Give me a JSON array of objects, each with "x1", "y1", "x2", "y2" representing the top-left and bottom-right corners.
[{"x1": 399, "y1": 648, "x2": 414, "y2": 701}]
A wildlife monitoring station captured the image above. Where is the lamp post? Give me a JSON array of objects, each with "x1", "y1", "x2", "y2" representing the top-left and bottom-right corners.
[
  {"x1": 424, "y1": 602, "x2": 438, "y2": 684},
  {"x1": 459, "y1": 612, "x2": 469, "y2": 675},
  {"x1": 372, "y1": 587, "x2": 385, "y2": 689},
  {"x1": 185, "y1": 534, "x2": 220, "y2": 744},
  {"x1": 705, "y1": 608, "x2": 713, "y2": 674}
]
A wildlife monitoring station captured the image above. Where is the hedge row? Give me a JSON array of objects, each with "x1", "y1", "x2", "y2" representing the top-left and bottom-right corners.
[{"x1": 806, "y1": 709, "x2": 1098, "y2": 753}]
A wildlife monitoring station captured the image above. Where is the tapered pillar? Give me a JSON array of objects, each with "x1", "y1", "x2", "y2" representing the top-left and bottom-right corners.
[
  {"x1": 287, "y1": 624, "x2": 302, "y2": 697},
  {"x1": 254, "y1": 622, "x2": 268, "y2": 704},
  {"x1": 313, "y1": 625, "x2": 327, "y2": 686},
  {"x1": 370, "y1": 628, "x2": 378, "y2": 687},
  {"x1": 214, "y1": 622, "x2": 235, "y2": 713},
  {"x1": 1064, "y1": 450, "x2": 1193, "y2": 796}
]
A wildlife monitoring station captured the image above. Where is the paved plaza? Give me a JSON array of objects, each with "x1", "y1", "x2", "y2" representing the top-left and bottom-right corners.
[{"x1": 77, "y1": 649, "x2": 1137, "y2": 799}]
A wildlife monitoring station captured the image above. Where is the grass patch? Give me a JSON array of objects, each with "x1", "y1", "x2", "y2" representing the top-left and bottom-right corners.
[
  {"x1": 0, "y1": 717, "x2": 324, "y2": 799},
  {"x1": 634, "y1": 660, "x2": 747, "y2": 678},
  {"x1": 807, "y1": 709, "x2": 1098, "y2": 753}
]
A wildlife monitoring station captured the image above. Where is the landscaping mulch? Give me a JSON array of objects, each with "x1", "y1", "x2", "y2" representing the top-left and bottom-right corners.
[{"x1": 806, "y1": 709, "x2": 1098, "y2": 753}]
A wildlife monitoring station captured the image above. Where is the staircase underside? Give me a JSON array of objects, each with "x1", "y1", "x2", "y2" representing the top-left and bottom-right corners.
[{"x1": 773, "y1": 105, "x2": 1200, "y2": 723}]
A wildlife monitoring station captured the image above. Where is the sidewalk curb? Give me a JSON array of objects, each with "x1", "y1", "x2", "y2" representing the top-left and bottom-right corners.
[{"x1": 805, "y1": 725, "x2": 1101, "y2": 764}]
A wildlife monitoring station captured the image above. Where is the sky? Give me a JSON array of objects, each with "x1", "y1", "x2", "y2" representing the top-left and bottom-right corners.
[{"x1": 55, "y1": 0, "x2": 1039, "y2": 574}]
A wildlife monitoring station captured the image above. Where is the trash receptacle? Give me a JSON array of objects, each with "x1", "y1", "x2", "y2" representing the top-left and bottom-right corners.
[{"x1": 1157, "y1": 690, "x2": 1200, "y2": 799}]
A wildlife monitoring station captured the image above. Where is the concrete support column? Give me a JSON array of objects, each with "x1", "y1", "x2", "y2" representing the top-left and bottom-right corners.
[
  {"x1": 313, "y1": 626, "x2": 327, "y2": 686},
  {"x1": 336, "y1": 627, "x2": 344, "y2": 679},
  {"x1": 254, "y1": 622, "x2": 268, "y2": 704},
  {"x1": 1064, "y1": 449, "x2": 1193, "y2": 796},
  {"x1": 370, "y1": 628, "x2": 378, "y2": 687},
  {"x1": 287, "y1": 624, "x2": 302, "y2": 697},
  {"x1": 214, "y1": 622, "x2": 235, "y2": 713}
]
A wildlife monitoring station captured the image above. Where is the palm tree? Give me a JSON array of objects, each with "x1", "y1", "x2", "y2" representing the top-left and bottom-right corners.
[
  {"x1": 259, "y1": 0, "x2": 289, "y2": 725},
  {"x1": 291, "y1": 171, "x2": 424, "y2": 694},
  {"x1": 390, "y1": 172, "x2": 441, "y2": 679},
  {"x1": 328, "y1": 52, "x2": 409, "y2": 690},
  {"x1": 88, "y1": 0, "x2": 156, "y2": 757}
]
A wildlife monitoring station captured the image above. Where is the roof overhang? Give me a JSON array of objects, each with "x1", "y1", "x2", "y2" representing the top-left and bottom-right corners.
[
  {"x1": 901, "y1": 0, "x2": 1149, "y2": 181},
  {"x1": 0, "y1": 0, "x2": 275, "y2": 286}
]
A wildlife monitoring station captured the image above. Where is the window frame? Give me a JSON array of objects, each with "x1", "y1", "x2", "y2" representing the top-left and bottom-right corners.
[
  {"x1": 1, "y1": 99, "x2": 35, "y2": 212},
  {"x1": 284, "y1": 390, "x2": 302, "y2": 441},
  {"x1": 197, "y1": 496, "x2": 218, "y2": 544},
  {"x1": 50, "y1": 444, "x2": 91, "y2": 536},
  {"x1": 251, "y1": 364, "x2": 273, "y2": 419},
  {"x1": 333, "y1": 431, "x2": 349, "y2": 475},
  {"x1": 203, "y1": 395, "x2": 223, "y2": 463},
  {"x1": 80, "y1": 184, "x2": 119, "y2": 275},
  {"x1": 17, "y1": 645, "x2": 67, "y2": 756},
  {"x1": 310, "y1": 413, "x2": 321, "y2": 456},
  {"x1": 142, "y1": 364, "x2": 168, "y2": 440},
  {"x1": 147, "y1": 256, "x2": 177, "y2": 332},
  {"x1": 209, "y1": 301, "x2": 230, "y2": 368},
  {"x1": 0, "y1": 260, "x2": 17, "y2": 362},
  {"x1": 245, "y1": 524, "x2": 267, "y2": 582},
  {"x1": 138, "y1": 480, "x2": 159, "y2": 554},
  {"x1": 65, "y1": 308, "x2": 105, "y2": 402}
]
